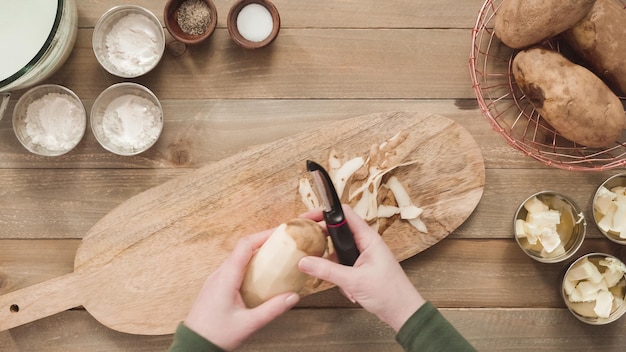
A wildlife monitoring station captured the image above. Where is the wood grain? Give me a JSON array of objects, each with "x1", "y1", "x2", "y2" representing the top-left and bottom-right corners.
[
  {"x1": 0, "y1": 167, "x2": 614, "y2": 240},
  {"x1": 4, "y1": 238, "x2": 625, "y2": 309},
  {"x1": 3, "y1": 307, "x2": 626, "y2": 352},
  {"x1": 0, "y1": 99, "x2": 534, "y2": 170},
  {"x1": 2, "y1": 0, "x2": 626, "y2": 350},
  {"x1": 0, "y1": 112, "x2": 484, "y2": 335},
  {"x1": 35, "y1": 28, "x2": 473, "y2": 100}
]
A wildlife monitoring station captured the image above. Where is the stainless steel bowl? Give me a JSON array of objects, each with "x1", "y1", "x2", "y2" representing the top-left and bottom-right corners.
[
  {"x1": 12, "y1": 84, "x2": 86, "y2": 156},
  {"x1": 93, "y1": 5, "x2": 165, "y2": 78},
  {"x1": 562, "y1": 253, "x2": 626, "y2": 325},
  {"x1": 593, "y1": 173, "x2": 626, "y2": 245},
  {"x1": 513, "y1": 191, "x2": 586, "y2": 263},
  {"x1": 91, "y1": 83, "x2": 163, "y2": 156}
]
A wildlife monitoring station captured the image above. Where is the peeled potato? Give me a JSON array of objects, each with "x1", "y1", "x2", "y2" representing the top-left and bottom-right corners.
[
  {"x1": 512, "y1": 47, "x2": 625, "y2": 148},
  {"x1": 240, "y1": 218, "x2": 327, "y2": 308}
]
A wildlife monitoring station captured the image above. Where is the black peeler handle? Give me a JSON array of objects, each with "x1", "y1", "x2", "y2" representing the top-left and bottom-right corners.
[
  {"x1": 306, "y1": 159, "x2": 360, "y2": 266},
  {"x1": 326, "y1": 217, "x2": 360, "y2": 266}
]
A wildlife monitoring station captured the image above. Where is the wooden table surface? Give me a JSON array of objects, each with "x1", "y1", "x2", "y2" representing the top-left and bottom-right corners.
[{"x1": 2, "y1": 0, "x2": 626, "y2": 350}]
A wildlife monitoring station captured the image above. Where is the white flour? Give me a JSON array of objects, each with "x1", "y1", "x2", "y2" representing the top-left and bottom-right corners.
[
  {"x1": 24, "y1": 93, "x2": 85, "y2": 152},
  {"x1": 105, "y1": 13, "x2": 161, "y2": 76},
  {"x1": 101, "y1": 94, "x2": 162, "y2": 153}
]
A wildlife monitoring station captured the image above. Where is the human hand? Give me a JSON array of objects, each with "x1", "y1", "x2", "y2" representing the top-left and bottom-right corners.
[
  {"x1": 184, "y1": 230, "x2": 300, "y2": 351},
  {"x1": 298, "y1": 205, "x2": 425, "y2": 332}
]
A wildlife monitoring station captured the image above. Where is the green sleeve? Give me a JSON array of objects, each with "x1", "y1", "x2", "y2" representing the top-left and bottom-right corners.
[
  {"x1": 396, "y1": 301, "x2": 476, "y2": 352},
  {"x1": 168, "y1": 323, "x2": 226, "y2": 352}
]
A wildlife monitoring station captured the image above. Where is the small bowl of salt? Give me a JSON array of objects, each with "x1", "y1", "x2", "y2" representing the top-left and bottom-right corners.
[
  {"x1": 91, "y1": 83, "x2": 163, "y2": 156},
  {"x1": 93, "y1": 5, "x2": 165, "y2": 78},
  {"x1": 12, "y1": 84, "x2": 86, "y2": 156},
  {"x1": 227, "y1": 0, "x2": 280, "y2": 49}
]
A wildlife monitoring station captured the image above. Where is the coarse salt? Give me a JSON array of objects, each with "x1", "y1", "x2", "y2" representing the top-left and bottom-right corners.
[
  {"x1": 104, "y1": 13, "x2": 161, "y2": 76},
  {"x1": 236, "y1": 4, "x2": 273, "y2": 42},
  {"x1": 101, "y1": 94, "x2": 162, "y2": 154},
  {"x1": 24, "y1": 93, "x2": 85, "y2": 153}
]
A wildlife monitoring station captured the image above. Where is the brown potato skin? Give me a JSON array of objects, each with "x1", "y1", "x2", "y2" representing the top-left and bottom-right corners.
[
  {"x1": 284, "y1": 218, "x2": 327, "y2": 256},
  {"x1": 564, "y1": 0, "x2": 626, "y2": 96},
  {"x1": 512, "y1": 48, "x2": 625, "y2": 148},
  {"x1": 495, "y1": 0, "x2": 596, "y2": 49}
]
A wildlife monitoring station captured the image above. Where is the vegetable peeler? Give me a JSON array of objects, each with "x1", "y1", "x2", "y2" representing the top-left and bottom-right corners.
[{"x1": 306, "y1": 160, "x2": 360, "y2": 266}]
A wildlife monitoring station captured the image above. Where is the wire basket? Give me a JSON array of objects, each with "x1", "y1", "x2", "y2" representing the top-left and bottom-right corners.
[{"x1": 469, "y1": 0, "x2": 626, "y2": 171}]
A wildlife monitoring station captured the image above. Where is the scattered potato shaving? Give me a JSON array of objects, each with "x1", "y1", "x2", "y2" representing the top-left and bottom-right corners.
[
  {"x1": 334, "y1": 157, "x2": 365, "y2": 200},
  {"x1": 298, "y1": 131, "x2": 427, "y2": 235},
  {"x1": 299, "y1": 178, "x2": 320, "y2": 210}
]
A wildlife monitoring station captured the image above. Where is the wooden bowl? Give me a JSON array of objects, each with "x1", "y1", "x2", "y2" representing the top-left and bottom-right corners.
[
  {"x1": 227, "y1": 0, "x2": 280, "y2": 49},
  {"x1": 164, "y1": 0, "x2": 217, "y2": 45}
]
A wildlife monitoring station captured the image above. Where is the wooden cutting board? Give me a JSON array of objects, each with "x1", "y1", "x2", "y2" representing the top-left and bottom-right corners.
[{"x1": 0, "y1": 111, "x2": 485, "y2": 335}]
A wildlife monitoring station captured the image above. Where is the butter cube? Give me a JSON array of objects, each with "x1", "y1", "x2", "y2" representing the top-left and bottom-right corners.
[
  {"x1": 597, "y1": 205, "x2": 617, "y2": 234},
  {"x1": 569, "y1": 284, "x2": 598, "y2": 303},
  {"x1": 612, "y1": 204, "x2": 626, "y2": 238},
  {"x1": 526, "y1": 210, "x2": 561, "y2": 228},
  {"x1": 567, "y1": 257, "x2": 603, "y2": 283},
  {"x1": 563, "y1": 277, "x2": 577, "y2": 295},
  {"x1": 577, "y1": 280, "x2": 608, "y2": 298},
  {"x1": 515, "y1": 219, "x2": 527, "y2": 238},
  {"x1": 538, "y1": 228, "x2": 561, "y2": 253},
  {"x1": 595, "y1": 186, "x2": 617, "y2": 215},
  {"x1": 524, "y1": 196, "x2": 549, "y2": 213},
  {"x1": 594, "y1": 290, "x2": 614, "y2": 319}
]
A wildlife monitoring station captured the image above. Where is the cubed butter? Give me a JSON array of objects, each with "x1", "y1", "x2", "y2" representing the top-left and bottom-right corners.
[
  {"x1": 594, "y1": 186, "x2": 617, "y2": 215},
  {"x1": 594, "y1": 290, "x2": 614, "y2": 319},
  {"x1": 524, "y1": 196, "x2": 549, "y2": 213},
  {"x1": 567, "y1": 257, "x2": 603, "y2": 283}
]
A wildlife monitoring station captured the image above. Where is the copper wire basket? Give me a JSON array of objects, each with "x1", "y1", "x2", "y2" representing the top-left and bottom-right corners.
[{"x1": 469, "y1": 0, "x2": 626, "y2": 171}]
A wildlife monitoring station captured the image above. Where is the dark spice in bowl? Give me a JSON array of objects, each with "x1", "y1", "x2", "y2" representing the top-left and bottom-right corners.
[
  {"x1": 177, "y1": 0, "x2": 211, "y2": 35},
  {"x1": 164, "y1": 0, "x2": 217, "y2": 45}
]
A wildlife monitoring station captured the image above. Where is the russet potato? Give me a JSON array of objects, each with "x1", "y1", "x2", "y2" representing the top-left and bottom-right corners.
[
  {"x1": 564, "y1": 0, "x2": 626, "y2": 96},
  {"x1": 240, "y1": 218, "x2": 327, "y2": 308},
  {"x1": 494, "y1": 0, "x2": 596, "y2": 49},
  {"x1": 512, "y1": 47, "x2": 625, "y2": 148}
]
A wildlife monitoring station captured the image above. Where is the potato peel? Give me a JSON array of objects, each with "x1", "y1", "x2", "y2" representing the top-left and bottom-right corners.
[{"x1": 299, "y1": 131, "x2": 427, "y2": 234}]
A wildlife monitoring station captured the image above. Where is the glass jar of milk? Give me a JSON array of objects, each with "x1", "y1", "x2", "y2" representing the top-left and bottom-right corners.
[{"x1": 0, "y1": 0, "x2": 78, "y2": 120}]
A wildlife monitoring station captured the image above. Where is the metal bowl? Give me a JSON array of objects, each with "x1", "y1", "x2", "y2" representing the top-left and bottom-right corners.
[
  {"x1": 93, "y1": 5, "x2": 165, "y2": 78},
  {"x1": 91, "y1": 83, "x2": 163, "y2": 156},
  {"x1": 562, "y1": 253, "x2": 626, "y2": 325},
  {"x1": 12, "y1": 84, "x2": 86, "y2": 156},
  {"x1": 513, "y1": 191, "x2": 586, "y2": 263},
  {"x1": 593, "y1": 173, "x2": 626, "y2": 244}
]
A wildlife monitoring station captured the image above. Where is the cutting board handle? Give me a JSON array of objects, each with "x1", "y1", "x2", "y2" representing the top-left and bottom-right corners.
[{"x1": 0, "y1": 272, "x2": 86, "y2": 331}]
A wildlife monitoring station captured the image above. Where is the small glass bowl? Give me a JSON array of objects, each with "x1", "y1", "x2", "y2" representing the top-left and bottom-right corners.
[
  {"x1": 562, "y1": 253, "x2": 626, "y2": 325},
  {"x1": 91, "y1": 83, "x2": 163, "y2": 156},
  {"x1": 12, "y1": 84, "x2": 86, "y2": 156},
  {"x1": 93, "y1": 5, "x2": 165, "y2": 78},
  {"x1": 227, "y1": 0, "x2": 280, "y2": 49},
  {"x1": 593, "y1": 173, "x2": 626, "y2": 245},
  {"x1": 164, "y1": 0, "x2": 218, "y2": 45},
  {"x1": 513, "y1": 191, "x2": 586, "y2": 263}
]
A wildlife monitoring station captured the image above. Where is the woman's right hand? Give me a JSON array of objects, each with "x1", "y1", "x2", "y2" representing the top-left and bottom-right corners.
[{"x1": 298, "y1": 205, "x2": 426, "y2": 332}]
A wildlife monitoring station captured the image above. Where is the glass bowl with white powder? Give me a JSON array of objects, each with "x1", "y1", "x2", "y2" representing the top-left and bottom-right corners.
[
  {"x1": 91, "y1": 83, "x2": 163, "y2": 156},
  {"x1": 93, "y1": 5, "x2": 165, "y2": 78},
  {"x1": 12, "y1": 84, "x2": 86, "y2": 156}
]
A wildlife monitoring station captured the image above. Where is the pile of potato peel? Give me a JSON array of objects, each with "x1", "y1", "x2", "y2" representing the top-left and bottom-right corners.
[{"x1": 299, "y1": 130, "x2": 427, "y2": 235}]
